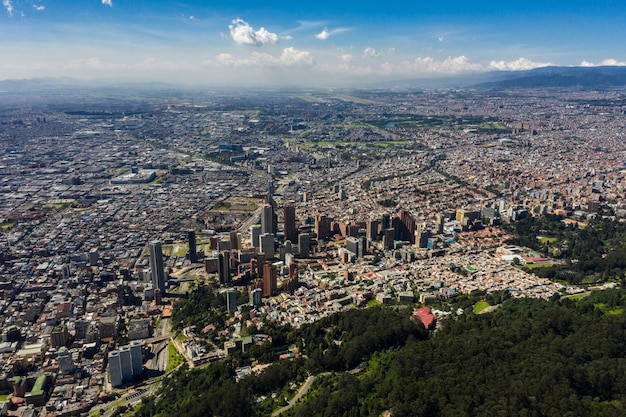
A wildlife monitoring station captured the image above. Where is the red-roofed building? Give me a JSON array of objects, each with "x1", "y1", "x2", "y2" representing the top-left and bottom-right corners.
[{"x1": 413, "y1": 307, "x2": 437, "y2": 330}]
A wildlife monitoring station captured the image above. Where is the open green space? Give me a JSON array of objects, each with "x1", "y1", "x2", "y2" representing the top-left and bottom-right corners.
[
  {"x1": 538, "y1": 236, "x2": 559, "y2": 245},
  {"x1": 473, "y1": 300, "x2": 490, "y2": 314},
  {"x1": 594, "y1": 303, "x2": 624, "y2": 316},
  {"x1": 166, "y1": 340, "x2": 185, "y2": 373}
]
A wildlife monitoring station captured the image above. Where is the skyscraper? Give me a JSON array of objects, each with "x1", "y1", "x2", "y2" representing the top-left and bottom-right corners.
[
  {"x1": 218, "y1": 250, "x2": 231, "y2": 284},
  {"x1": 261, "y1": 203, "x2": 274, "y2": 235},
  {"x1": 130, "y1": 340, "x2": 143, "y2": 377},
  {"x1": 263, "y1": 262, "x2": 277, "y2": 297},
  {"x1": 108, "y1": 351, "x2": 123, "y2": 387},
  {"x1": 283, "y1": 203, "x2": 297, "y2": 243},
  {"x1": 260, "y1": 233, "x2": 275, "y2": 259},
  {"x1": 187, "y1": 230, "x2": 198, "y2": 263},
  {"x1": 298, "y1": 233, "x2": 310, "y2": 258},
  {"x1": 250, "y1": 224, "x2": 261, "y2": 249},
  {"x1": 149, "y1": 240, "x2": 166, "y2": 294},
  {"x1": 226, "y1": 288, "x2": 237, "y2": 314}
]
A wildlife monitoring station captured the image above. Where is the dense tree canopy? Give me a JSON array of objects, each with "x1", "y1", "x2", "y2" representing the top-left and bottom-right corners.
[{"x1": 137, "y1": 290, "x2": 626, "y2": 417}]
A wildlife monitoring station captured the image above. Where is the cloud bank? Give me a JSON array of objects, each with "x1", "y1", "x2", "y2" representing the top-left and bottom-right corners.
[
  {"x1": 580, "y1": 58, "x2": 626, "y2": 67},
  {"x1": 229, "y1": 18, "x2": 279, "y2": 46}
]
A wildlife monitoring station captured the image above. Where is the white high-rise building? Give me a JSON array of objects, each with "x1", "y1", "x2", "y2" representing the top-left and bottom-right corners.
[
  {"x1": 130, "y1": 341, "x2": 143, "y2": 377},
  {"x1": 119, "y1": 345, "x2": 133, "y2": 382}
]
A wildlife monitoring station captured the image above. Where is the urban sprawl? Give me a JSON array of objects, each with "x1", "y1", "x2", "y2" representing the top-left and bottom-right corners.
[{"x1": 0, "y1": 87, "x2": 625, "y2": 416}]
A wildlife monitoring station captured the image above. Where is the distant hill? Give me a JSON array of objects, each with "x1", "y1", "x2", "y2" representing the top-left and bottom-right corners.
[{"x1": 474, "y1": 66, "x2": 626, "y2": 89}]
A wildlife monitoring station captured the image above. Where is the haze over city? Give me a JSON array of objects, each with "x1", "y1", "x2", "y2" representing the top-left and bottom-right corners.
[{"x1": 1, "y1": 0, "x2": 626, "y2": 86}]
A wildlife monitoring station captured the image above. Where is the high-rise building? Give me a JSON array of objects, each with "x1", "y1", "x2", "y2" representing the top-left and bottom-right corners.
[
  {"x1": 229, "y1": 231, "x2": 239, "y2": 252},
  {"x1": 263, "y1": 263, "x2": 277, "y2": 297},
  {"x1": 250, "y1": 225, "x2": 261, "y2": 249},
  {"x1": 415, "y1": 222, "x2": 429, "y2": 248},
  {"x1": 260, "y1": 233, "x2": 275, "y2": 259},
  {"x1": 108, "y1": 351, "x2": 123, "y2": 387},
  {"x1": 346, "y1": 237, "x2": 360, "y2": 257},
  {"x1": 366, "y1": 219, "x2": 380, "y2": 241},
  {"x1": 250, "y1": 288, "x2": 262, "y2": 307},
  {"x1": 218, "y1": 250, "x2": 231, "y2": 284},
  {"x1": 261, "y1": 204, "x2": 274, "y2": 235},
  {"x1": 398, "y1": 209, "x2": 417, "y2": 244},
  {"x1": 226, "y1": 288, "x2": 237, "y2": 314},
  {"x1": 435, "y1": 213, "x2": 445, "y2": 234},
  {"x1": 119, "y1": 345, "x2": 133, "y2": 382},
  {"x1": 315, "y1": 215, "x2": 331, "y2": 240},
  {"x1": 149, "y1": 240, "x2": 166, "y2": 294},
  {"x1": 57, "y1": 347, "x2": 75, "y2": 375},
  {"x1": 187, "y1": 230, "x2": 198, "y2": 263},
  {"x1": 283, "y1": 204, "x2": 297, "y2": 243},
  {"x1": 298, "y1": 233, "x2": 310, "y2": 257},
  {"x1": 130, "y1": 341, "x2": 143, "y2": 377},
  {"x1": 383, "y1": 228, "x2": 395, "y2": 250}
]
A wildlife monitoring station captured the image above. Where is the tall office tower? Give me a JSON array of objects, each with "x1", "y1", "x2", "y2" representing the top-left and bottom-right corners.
[
  {"x1": 149, "y1": 240, "x2": 166, "y2": 294},
  {"x1": 250, "y1": 225, "x2": 261, "y2": 249},
  {"x1": 435, "y1": 213, "x2": 445, "y2": 234},
  {"x1": 57, "y1": 347, "x2": 75, "y2": 375},
  {"x1": 261, "y1": 204, "x2": 274, "y2": 235},
  {"x1": 260, "y1": 233, "x2": 275, "y2": 259},
  {"x1": 226, "y1": 288, "x2": 237, "y2": 314},
  {"x1": 383, "y1": 228, "x2": 395, "y2": 250},
  {"x1": 119, "y1": 345, "x2": 133, "y2": 382},
  {"x1": 130, "y1": 341, "x2": 143, "y2": 377},
  {"x1": 366, "y1": 219, "x2": 380, "y2": 241},
  {"x1": 381, "y1": 214, "x2": 391, "y2": 231},
  {"x1": 285, "y1": 262, "x2": 298, "y2": 294},
  {"x1": 415, "y1": 222, "x2": 430, "y2": 248},
  {"x1": 229, "y1": 231, "x2": 239, "y2": 252},
  {"x1": 108, "y1": 350, "x2": 123, "y2": 387},
  {"x1": 255, "y1": 253, "x2": 265, "y2": 276},
  {"x1": 315, "y1": 215, "x2": 331, "y2": 240},
  {"x1": 358, "y1": 236, "x2": 367, "y2": 258},
  {"x1": 298, "y1": 233, "x2": 310, "y2": 258},
  {"x1": 218, "y1": 250, "x2": 231, "y2": 284},
  {"x1": 346, "y1": 237, "x2": 360, "y2": 257},
  {"x1": 187, "y1": 230, "x2": 198, "y2": 263},
  {"x1": 283, "y1": 204, "x2": 297, "y2": 243},
  {"x1": 263, "y1": 262, "x2": 277, "y2": 297},
  {"x1": 398, "y1": 209, "x2": 417, "y2": 244},
  {"x1": 250, "y1": 288, "x2": 262, "y2": 307}
]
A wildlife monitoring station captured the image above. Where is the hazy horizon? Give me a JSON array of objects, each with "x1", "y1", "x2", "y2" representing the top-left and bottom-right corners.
[{"x1": 1, "y1": 0, "x2": 625, "y2": 87}]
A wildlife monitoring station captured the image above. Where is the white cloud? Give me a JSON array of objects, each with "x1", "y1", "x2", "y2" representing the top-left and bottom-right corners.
[
  {"x1": 363, "y1": 47, "x2": 381, "y2": 58},
  {"x1": 33, "y1": 5, "x2": 45, "y2": 11},
  {"x1": 580, "y1": 58, "x2": 626, "y2": 67},
  {"x1": 101, "y1": 0, "x2": 112, "y2": 7},
  {"x1": 488, "y1": 57, "x2": 551, "y2": 71},
  {"x1": 279, "y1": 47, "x2": 314, "y2": 66},
  {"x1": 438, "y1": 36, "x2": 444, "y2": 43},
  {"x1": 281, "y1": 35, "x2": 293, "y2": 41},
  {"x1": 189, "y1": 16, "x2": 197, "y2": 21},
  {"x1": 362, "y1": 47, "x2": 395, "y2": 58},
  {"x1": 315, "y1": 28, "x2": 330, "y2": 40},
  {"x1": 407, "y1": 55, "x2": 482, "y2": 74},
  {"x1": 3, "y1": 0, "x2": 13, "y2": 16},
  {"x1": 210, "y1": 47, "x2": 314, "y2": 68},
  {"x1": 229, "y1": 18, "x2": 279, "y2": 46}
]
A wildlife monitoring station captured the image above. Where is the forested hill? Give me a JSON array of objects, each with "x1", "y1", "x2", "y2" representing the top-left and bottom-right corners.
[{"x1": 136, "y1": 289, "x2": 626, "y2": 417}]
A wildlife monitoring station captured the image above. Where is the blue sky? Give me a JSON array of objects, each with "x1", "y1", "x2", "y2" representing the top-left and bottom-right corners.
[{"x1": 1, "y1": 0, "x2": 625, "y2": 86}]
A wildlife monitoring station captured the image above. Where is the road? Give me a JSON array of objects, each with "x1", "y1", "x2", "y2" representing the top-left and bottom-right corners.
[{"x1": 271, "y1": 372, "x2": 331, "y2": 417}]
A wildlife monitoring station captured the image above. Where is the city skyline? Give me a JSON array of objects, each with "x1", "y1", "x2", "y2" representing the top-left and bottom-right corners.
[{"x1": 1, "y1": 0, "x2": 625, "y2": 86}]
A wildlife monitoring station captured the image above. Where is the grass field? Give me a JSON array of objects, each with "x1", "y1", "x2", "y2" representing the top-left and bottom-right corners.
[
  {"x1": 473, "y1": 301, "x2": 490, "y2": 314},
  {"x1": 538, "y1": 236, "x2": 559, "y2": 245},
  {"x1": 167, "y1": 340, "x2": 185, "y2": 373},
  {"x1": 594, "y1": 303, "x2": 624, "y2": 316}
]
